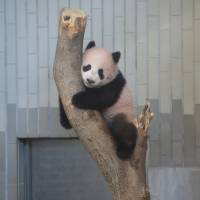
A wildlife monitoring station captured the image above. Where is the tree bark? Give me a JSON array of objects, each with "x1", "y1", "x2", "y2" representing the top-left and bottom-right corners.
[{"x1": 53, "y1": 8, "x2": 154, "y2": 200}]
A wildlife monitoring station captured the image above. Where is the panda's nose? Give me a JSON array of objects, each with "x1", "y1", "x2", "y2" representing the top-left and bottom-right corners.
[{"x1": 87, "y1": 78, "x2": 95, "y2": 84}]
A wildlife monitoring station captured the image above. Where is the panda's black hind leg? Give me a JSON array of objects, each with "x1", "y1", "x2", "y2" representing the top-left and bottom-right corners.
[
  {"x1": 109, "y1": 113, "x2": 138, "y2": 160},
  {"x1": 59, "y1": 97, "x2": 72, "y2": 129}
]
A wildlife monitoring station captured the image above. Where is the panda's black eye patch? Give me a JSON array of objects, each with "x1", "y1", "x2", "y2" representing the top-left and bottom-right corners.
[
  {"x1": 98, "y1": 69, "x2": 104, "y2": 80},
  {"x1": 82, "y1": 65, "x2": 91, "y2": 72}
]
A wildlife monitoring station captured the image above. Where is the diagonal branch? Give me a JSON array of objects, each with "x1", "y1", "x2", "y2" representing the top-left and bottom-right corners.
[{"x1": 53, "y1": 8, "x2": 154, "y2": 200}]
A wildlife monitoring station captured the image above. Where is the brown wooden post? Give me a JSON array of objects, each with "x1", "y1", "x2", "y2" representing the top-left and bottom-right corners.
[{"x1": 53, "y1": 8, "x2": 154, "y2": 200}]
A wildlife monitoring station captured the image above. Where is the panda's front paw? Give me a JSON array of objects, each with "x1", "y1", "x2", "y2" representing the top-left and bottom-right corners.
[{"x1": 72, "y1": 93, "x2": 85, "y2": 109}]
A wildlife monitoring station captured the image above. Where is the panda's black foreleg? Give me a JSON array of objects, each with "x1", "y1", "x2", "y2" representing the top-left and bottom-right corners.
[
  {"x1": 72, "y1": 91, "x2": 92, "y2": 109},
  {"x1": 108, "y1": 113, "x2": 138, "y2": 160},
  {"x1": 72, "y1": 90, "x2": 109, "y2": 110},
  {"x1": 59, "y1": 97, "x2": 72, "y2": 129}
]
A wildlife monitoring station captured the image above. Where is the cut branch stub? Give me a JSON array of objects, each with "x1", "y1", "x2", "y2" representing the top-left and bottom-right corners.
[
  {"x1": 53, "y1": 8, "x2": 154, "y2": 200},
  {"x1": 59, "y1": 8, "x2": 87, "y2": 38},
  {"x1": 137, "y1": 102, "x2": 154, "y2": 134}
]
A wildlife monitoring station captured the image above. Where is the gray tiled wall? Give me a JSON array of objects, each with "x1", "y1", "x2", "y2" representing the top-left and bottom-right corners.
[{"x1": 0, "y1": 0, "x2": 200, "y2": 199}]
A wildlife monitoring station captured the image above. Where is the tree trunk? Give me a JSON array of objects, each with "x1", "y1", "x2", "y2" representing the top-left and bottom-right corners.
[{"x1": 53, "y1": 8, "x2": 154, "y2": 200}]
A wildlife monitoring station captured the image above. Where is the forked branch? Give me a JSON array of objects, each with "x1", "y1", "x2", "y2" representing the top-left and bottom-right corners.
[{"x1": 53, "y1": 8, "x2": 154, "y2": 200}]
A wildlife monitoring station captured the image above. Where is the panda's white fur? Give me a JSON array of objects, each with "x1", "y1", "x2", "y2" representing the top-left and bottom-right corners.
[
  {"x1": 102, "y1": 84, "x2": 134, "y2": 123},
  {"x1": 81, "y1": 43, "x2": 135, "y2": 123},
  {"x1": 59, "y1": 41, "x2": 138, "y2": 160}
]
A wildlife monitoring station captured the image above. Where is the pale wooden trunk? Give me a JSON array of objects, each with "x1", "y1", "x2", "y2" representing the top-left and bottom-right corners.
[{"x1": 53, "y1": 8, "x2": 153, "y2": 200}]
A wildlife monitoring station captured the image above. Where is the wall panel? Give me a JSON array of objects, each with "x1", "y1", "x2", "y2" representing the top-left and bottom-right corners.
[{"x1": 1, "y1": 2, "x2": 200, "y2": 199}]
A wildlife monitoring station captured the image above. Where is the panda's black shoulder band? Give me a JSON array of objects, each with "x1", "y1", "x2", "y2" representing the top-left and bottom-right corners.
[
  {"x1": 104, "y1": 71, "x2": 125, "y2": 90},
  {"x1": 82, "y1": 71, "x2": 126, "y2": 110}
]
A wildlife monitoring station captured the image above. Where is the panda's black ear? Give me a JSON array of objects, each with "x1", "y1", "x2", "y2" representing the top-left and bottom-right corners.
[
  {"x1": 112, "y1": 51, "x2": 121, "y2": 63},
  {"x1": 86, "y1": 41, "x2": 96, "y2": 50}
]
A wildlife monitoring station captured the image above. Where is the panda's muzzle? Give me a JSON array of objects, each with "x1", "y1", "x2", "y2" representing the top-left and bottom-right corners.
[{"x1": 86, "y1": 78, "x2": 95, "y2": 84}]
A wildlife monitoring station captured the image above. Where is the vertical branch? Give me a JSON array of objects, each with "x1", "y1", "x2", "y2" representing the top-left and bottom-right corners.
[{"x1": 53, "y1": 8, "x2": 154, "y2": 200}]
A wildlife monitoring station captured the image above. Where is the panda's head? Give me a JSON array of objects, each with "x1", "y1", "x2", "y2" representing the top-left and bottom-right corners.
[{"x1": 81, "y1": 41, "x2": 121, "y2": 88}]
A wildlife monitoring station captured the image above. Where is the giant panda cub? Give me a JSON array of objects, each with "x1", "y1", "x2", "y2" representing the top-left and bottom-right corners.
[{"x1": 59, "y1": 41, "x2": 138, "y2": 160}]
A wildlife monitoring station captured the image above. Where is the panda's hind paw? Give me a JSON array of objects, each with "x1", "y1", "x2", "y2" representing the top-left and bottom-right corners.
[{"x1": 116, "y1": 142, "x2": 133, "y2": 160}]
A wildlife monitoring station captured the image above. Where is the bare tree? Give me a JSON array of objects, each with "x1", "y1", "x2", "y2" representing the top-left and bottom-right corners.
[{"x1": 53, "y1": 9, "x2": 154, "y2": 200}]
